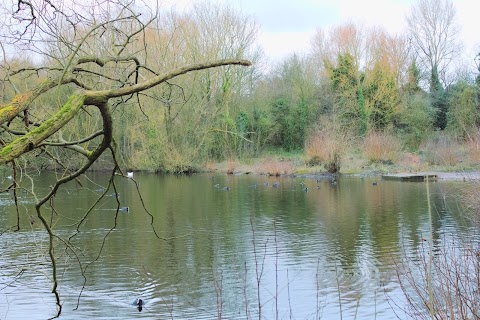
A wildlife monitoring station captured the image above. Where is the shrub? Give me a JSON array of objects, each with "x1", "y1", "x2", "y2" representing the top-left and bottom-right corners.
[
  {"x1": 396, "y1": 93, "x2": 434, "y2": 149},
  {"x1": 446, "y1": 81, "x2": 479, "y2": 137},
  {"x1": 305, "y1": 119, "x2": 351, "y2": 173},
  {"x1": 226, "y1": 159, "x2": 238, "y2": 175},
  {"x1": 256, "y1": 158, "x2": 293, "y2": 176},
  {"x1": 363, "y1": 131, "x2": 403, "y2": 164},
  {"x1": 466, "y1": 130, "x2": 480, "y2": 163},
  {"x1": 421, "y1": 134, "x2": 461, "y2": 166}
]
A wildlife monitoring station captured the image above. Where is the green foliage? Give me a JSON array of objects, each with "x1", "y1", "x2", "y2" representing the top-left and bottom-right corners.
[
  {"x1": 404, "y1": 59, "x2": 422, "y2": 94},
  {"x1": 270, "y1": 97, "x2": 291, "y2": 147},
  {"x1": 328, "y1": 53, "x2": 358, "y2": 91},
  {"x1": 364, "y1": 63, "x2": 400, "y2": 131},
  {"x1": 430, "y1": 66, "x2": 449, "y2": 130},
  {"x1": 396, "y1": 93, "x2": 434, "y2": 149},
  {"x1": 325, "y1": 53, "x2": 363, "y2": 134},
  {"x1": 446, "y1": 81, "x2": 480, "y2": 137},
  {"x1": 270, "y1": 97, "x2": 311, "y2": 152},
  {"x1": 357, "y1": 82, "x2": 368, "y2": 135},
  {"x1": 249, "y1": 108, "x2": 273, "y2": 156},
  {"x1": 235, "y1": 111, "x2": 250, "y2": 157},
  {"x1": 207, "y1": 113, "x2": 236, "y2": 159}
]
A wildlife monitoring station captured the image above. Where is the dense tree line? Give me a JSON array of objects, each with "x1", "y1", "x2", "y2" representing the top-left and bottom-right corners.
[{"x1": 1, "y1": 0, "x2": 479, "y2": 174}]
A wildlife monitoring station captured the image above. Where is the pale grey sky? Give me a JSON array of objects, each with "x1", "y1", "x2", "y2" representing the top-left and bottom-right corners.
[{"x1": 163, "y1": 0, "x2": 478, "y2": 65}]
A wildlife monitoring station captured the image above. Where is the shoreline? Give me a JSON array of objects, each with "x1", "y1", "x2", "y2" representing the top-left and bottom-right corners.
[
  {"x1": 205, "y1": 163, "x2": 480, "y2": 181},
  {"x1": 202, "y1": 155, "x2": 480, "y2": 181}
]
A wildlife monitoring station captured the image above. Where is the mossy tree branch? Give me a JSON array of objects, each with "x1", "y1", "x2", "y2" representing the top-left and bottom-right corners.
[{"x1": 0, "y1": 59, "x2": 251, "y2": 165}]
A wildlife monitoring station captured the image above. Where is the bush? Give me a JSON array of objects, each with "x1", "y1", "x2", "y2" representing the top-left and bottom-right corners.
[
  {"x1": 466, "y1": 130, "x2": 480, "y2": 164},
  {"x1": 256, "y1": 158, "x2": 293, "y2": 176},
  {"x1": 396, "y1": 93, "x2": 434, "y2": 149},
  {"x1": 305, "y1": 119, "x2": 351, "y2": 173},
  {"x1": 446, "y1": 81, "x2": 479, "y2": 137},
  {"x1": 421, "y1": 134, "x2": 462, "y2": 166},
  {"x1": 363, "y1": 131, "x2": 403, "y2": 164}
]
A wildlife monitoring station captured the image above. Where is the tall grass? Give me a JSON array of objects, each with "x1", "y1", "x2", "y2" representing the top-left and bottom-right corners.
[
  {"x1": 421, "y1": 134, "x2": 462, "y2": 166},
  {"x1": 256, "y1": 158, "x2": 293, "y2": 176},
  {"x1": 466, "y1": 129, "x2": 480, "y2": 164},
  {"x1": 362, "y1": 131, "x2": 403, "y2": 164}
]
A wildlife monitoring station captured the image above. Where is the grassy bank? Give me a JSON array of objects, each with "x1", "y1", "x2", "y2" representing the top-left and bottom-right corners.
[{"x1": 204, "y1": 146, "x2": 480, "y2": 178}]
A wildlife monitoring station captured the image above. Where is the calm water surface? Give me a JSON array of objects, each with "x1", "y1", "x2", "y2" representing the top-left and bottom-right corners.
[{"x1": 0, "y1": 172, "x2": 478, "y2": 319}]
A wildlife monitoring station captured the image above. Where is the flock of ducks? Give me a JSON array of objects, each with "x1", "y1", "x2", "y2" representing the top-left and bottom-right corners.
[{"x1": 212, "y1": 174, "x2": 380, "y2": 192}]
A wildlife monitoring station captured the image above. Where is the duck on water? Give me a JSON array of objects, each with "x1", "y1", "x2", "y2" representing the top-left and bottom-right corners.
[{"x1": 133, "y1": 298, "x2": 144, "y2": 311}]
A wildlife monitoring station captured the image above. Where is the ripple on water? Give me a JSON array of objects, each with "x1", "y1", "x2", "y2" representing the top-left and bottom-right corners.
[{"x1": 1, "y1": 174, "x2": 478, "y2": 319}]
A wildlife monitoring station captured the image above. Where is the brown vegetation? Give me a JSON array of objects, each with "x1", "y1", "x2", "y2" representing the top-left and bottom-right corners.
[
  {"x1": 363, "y1": 131, "x2": 403, "y2": 164},
  {"x1": 305, "y1": 121, "x2": 352, "y2": 173},
  {"x1": 466, "y1": 131, "x2": 480, "y2": 163},
  {"x1": 396, "y1": 234, "x2": 480, "y2": 319},
  {"x1": 256, "y1": 158, "x2": 294, "y2": 176},
  {"x1": 421, "y1": 135, "x2": 462, "y2": 166}
]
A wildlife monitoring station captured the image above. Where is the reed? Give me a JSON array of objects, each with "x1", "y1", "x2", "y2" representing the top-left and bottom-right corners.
[
  {"x1": 466, "y1": 130, "x2": 480, "y2": 163},
  {"x1": 421, "y1": 134, "x2": 461, "y2": 166},
  {"x1": 462, "y1": 182, "x2": 480, "y2": 224},
  {"x1": 395, "y1": 179, "x2": 480, "y2": 319}
]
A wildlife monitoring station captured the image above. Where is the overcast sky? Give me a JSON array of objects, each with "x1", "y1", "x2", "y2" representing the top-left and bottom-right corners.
[{"x1": 163, "y1": 0, "x2": 479, "y2": 66}]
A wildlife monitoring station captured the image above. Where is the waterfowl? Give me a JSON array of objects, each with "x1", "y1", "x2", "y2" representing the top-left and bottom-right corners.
[
  {"x1": 372, "y1": 181, "x2": 378, "y2": 186},
  {"x1": 106, "y1": 192, "x2": 119, "y2": 197},
  {"x1": 303, "y1": 187, "x2": 309, "y2": 192},
  {"x1": 134, "y1": 298, "x2": 144, "y2": 311},
  {"x1": 223, "y1": 186, "x2": 230, "y2": 191},
  {"x1": 272, "y1": 182, "x2": 280, "y2": 188},
  {"x1": 120, "y1": 206, "x2": 129, "y2": 212},
  {"x1": 127, "y1": 171, "x2": 134, "y2": 178}
]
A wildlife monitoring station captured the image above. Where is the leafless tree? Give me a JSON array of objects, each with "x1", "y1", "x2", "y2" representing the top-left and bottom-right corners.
[{"x1": 406, "y1": 0, "x2": 462, "y2": 89}]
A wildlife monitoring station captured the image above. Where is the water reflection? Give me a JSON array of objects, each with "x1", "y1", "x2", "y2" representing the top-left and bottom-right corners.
[{"x1": 0, "y1": 172, "x2": 478, "y2": 319}]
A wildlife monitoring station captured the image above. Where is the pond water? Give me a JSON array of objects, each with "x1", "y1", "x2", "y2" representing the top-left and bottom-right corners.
[{"x1": 0, "y1": 172, "x2": 478, "y2": 319}]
